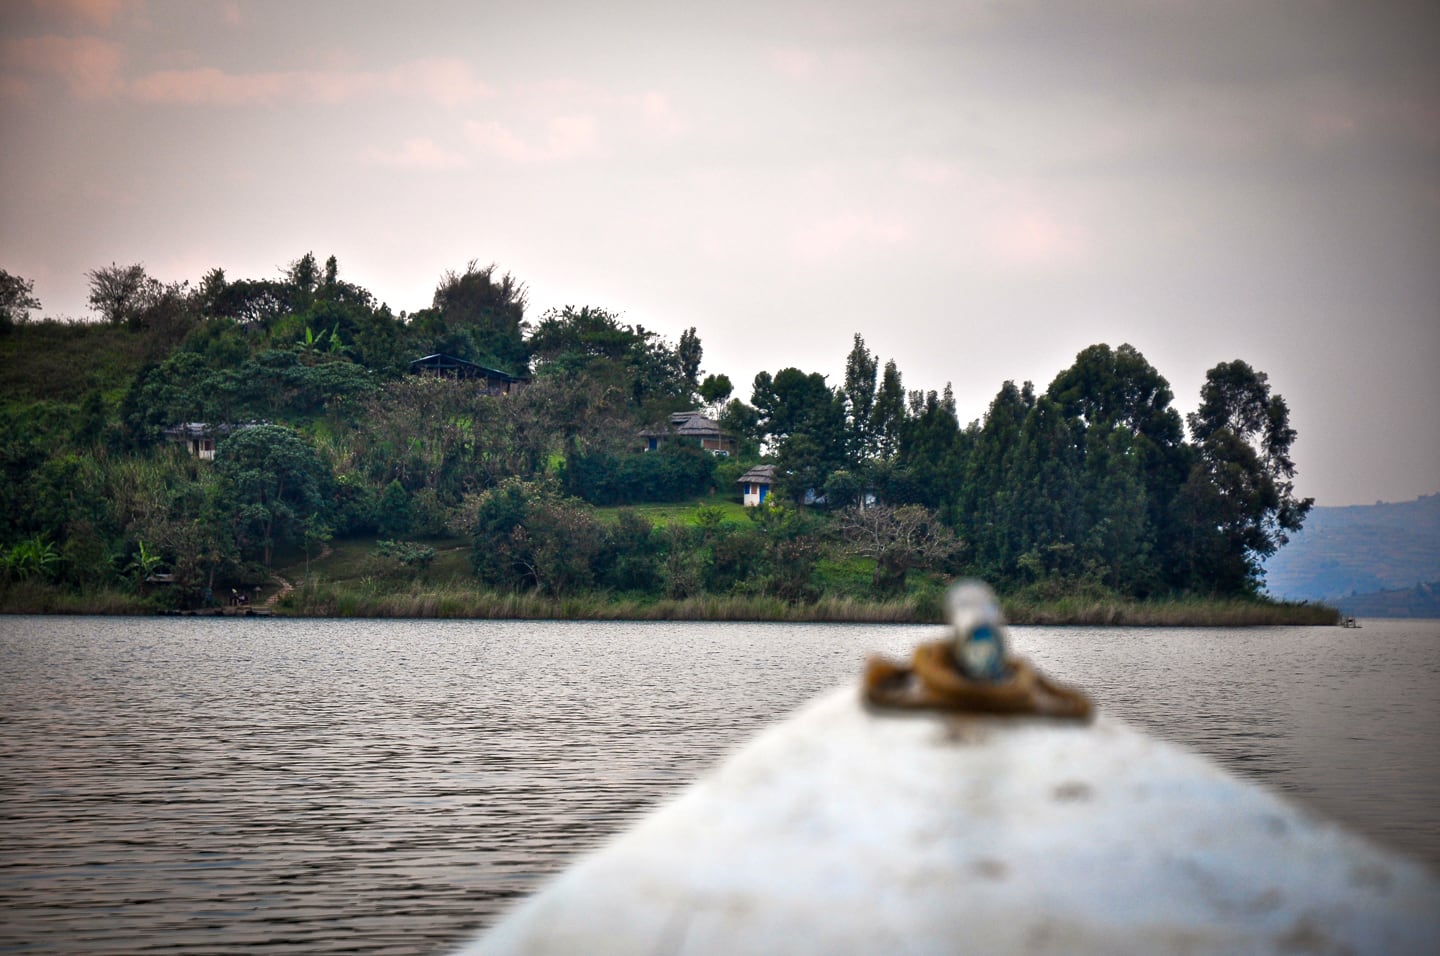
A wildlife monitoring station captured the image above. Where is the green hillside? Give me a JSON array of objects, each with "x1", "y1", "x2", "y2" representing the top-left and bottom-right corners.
[{"x1": 1, "y1": 258, "x2": 1328, "y2": 621}]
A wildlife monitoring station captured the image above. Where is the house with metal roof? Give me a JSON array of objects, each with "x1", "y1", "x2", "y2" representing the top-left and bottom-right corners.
[
  {"x1": 408, "y1": 353, "x2": 528, "y2": 394},
  {"x1": 163, "y1": 422, "x2": 247, "y2": 460}
]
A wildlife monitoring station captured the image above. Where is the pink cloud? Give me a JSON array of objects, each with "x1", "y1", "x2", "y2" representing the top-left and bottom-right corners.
[
  {"x1": 391, "y1": 58, "x2": 492, "y2": 108},
  {"x1": 129, "y1": 66, "x2": 286, "y2": 105},
  {"x1": 635, "y1": 89, "x2": 685, "y2": 136},
  {"x1": 28, "y1": 0, "x2": 133, "y2": 29},
  {"x1": 2, "y1": 34, "x2": 124, "y2": 98},
  {"x1": 790, "y1": 211, "x2": 910, "y2": 262},
  {"x1": 769, "y1": 46, "x2": 874, "y2": 85},
  {"x1": 128, "y1": 58, "x2": 491, "y2": 107},
  {"x1": 366, "y1": 138, "x2": 468, "y2": 171},
  {"x1": 464, "y1": 115, "x2": 598, "y2": 163},
  {"x1": 900, "y1": 157, "x2": 970, "y2": 187},
  {"x1": 986, "y1": 209, "x2": 1087, "y2": 268}
]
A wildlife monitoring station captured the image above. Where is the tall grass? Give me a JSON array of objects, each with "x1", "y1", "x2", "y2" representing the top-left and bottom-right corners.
[
  {"x1": 274, "y1": 578, "x2": 1336, "y2": 626},
  {"x1": 1002, "y1": 594, "x2": 1339, "y2": 627},
  {"x1": 2, "y1": 565, "x2": 1340, "y2": 627},
  {"x1": 277, "y1": 578, "x2": 941, "y2": 623},
  {"x1": 0, "y1": 581, "x2": 151, "y2": 614}
]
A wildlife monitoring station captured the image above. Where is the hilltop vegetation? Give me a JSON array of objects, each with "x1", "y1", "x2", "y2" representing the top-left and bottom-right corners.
[{"x1": 0, "y1": 258, "x2": 1327, "y2": 623}]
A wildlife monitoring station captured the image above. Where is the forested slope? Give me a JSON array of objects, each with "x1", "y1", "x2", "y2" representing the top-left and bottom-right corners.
[{"x1": 1, "y1": 257, "x2": 1318, "y2": 615}]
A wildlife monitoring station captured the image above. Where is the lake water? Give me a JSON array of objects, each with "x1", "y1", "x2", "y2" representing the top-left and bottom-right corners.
[{"x1": 1, "y1": 616, "x2": 1436, "y2": 954}]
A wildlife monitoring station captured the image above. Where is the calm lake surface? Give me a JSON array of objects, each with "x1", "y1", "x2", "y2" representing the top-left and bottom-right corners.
[{"x1": 1, "y1": 616, "x2": 1437, "y2": 954}]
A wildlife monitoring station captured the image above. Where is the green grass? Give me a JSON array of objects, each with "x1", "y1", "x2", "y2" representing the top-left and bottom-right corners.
[
  {"x1": 0, "y1": 319, "x2": 169, "y2": 406},
  {"x1": 590, "y1": 498, "x2": 749, "y2": 526},
  {"x1": 815, "y1": 554, "x2": 876, "y2": 599},
  {"x1": 275, "y1": 535, "x2": 472, "y2": 590}
]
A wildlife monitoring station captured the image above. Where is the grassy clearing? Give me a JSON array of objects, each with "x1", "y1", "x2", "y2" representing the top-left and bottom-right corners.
[
  {"x1": 591, "y1": 498, "x2": 749, "y2": 526},
  {"x1": 0, "y1": 319, "x2": 167, "y2": 405},
  {"x1": 277, "y1": 535, "x2": 471, "y2": 588}
]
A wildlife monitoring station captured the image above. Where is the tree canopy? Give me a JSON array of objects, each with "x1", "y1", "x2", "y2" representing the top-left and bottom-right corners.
[{"x1": 0, "y1": 257, "x2": 1316, "y2": 608}]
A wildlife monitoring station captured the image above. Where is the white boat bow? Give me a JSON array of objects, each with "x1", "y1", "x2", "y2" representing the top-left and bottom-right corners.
[{"x1": 454, "y1": 685, "x2": 1439, "y2": 955}]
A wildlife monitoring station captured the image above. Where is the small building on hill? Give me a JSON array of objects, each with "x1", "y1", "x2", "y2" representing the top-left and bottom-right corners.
[
  {"x1": 409, "y1": 354, "x2": 527, "y2": 394},
  {"x1": 738, "y1": 464, "x2": 776, "y2": 507},
  {"x1": 164, "y1": 422, "x2": 244, "y2": 460},
  {"x1": 640, "y1": 410, "x2": 737, "y2": 456}
]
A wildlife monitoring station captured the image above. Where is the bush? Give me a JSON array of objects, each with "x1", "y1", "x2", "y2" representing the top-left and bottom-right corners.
[
  {"x1": 562, "y1": 443, "x2": 718, "y2": 505},
  {"x1": 374, "y1": 539, "x2": 436, "y2": 570}
]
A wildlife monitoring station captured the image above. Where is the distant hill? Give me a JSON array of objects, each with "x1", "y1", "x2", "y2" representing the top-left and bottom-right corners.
[
  {"x1": 1332, "y1": 582, "x2": 1440, "y2": 619},
  {"x1": 1263, "y1": 494, "x2": 1440, "y2": 615}
]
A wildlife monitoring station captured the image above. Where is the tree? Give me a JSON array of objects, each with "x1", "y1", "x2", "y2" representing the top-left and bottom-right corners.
[
  {"x1": 0, "y1": 269, "x2": 41, "y2": 331},
  {"x1": 1179, "y1": 360, "x2": 1313, "y2": 593},
  {"x1": 896, "y1": 384, "x2": 965, "y2": 515},
  {"x1": 676, "y1": 326, "x2": 703, "y2": 396},
  {"x1": 1047, "y1": 343, "x2": 1183, "y2": 447},
  {"x1": 87, "y1": 263, "x2": 152, "y2": 328},
  {"x1": 954, "y1": 380, "x2": 1034, "y2": 580},
  {"x1": 468, "y1": 479, "x2": 603, "y2": 595},
  {"x1": 842, "y1": 333, "x2": 878, "y2": 462},
  {"x1": 124, "y1": 538, "x2": 164, "y2": 593},
  {"x1": 285, "y1": 252, "x2": 320, "y2": 307},
  {"x1": 2, "y1": 535, "x2": 60, "y2": 583},
  {"x1": 377, "y1": 480, "x2": 411, "y2": 538},
  {"x1": 836, "y1": 503, "x2": 959, "y2": 594},
  {"x1": 744, "y1": 501, "x2": 823, "y2": 602},
  {"x1": 1045, "y1": 344, "x2": 1185, "y2": 592},
  {"x1": 417, "y1": 261, "x2": 530, "y2": 372},
  {"x1": 871, "y1": 360, "x2": 905, "y2": 459},
  {"x1": 215, "y1": 425, "x2": 332, "y2": 567},
  {"x1": 752, "y1": 367, "x2": 848, "y2": 501},
  {"x1": 699, "y1": 373, "x2": 733, "y2": 410}
]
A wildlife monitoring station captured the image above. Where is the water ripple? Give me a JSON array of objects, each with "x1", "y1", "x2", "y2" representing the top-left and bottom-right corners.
[{"x1": 1, "y1": 616, "x2": 1436, "y2": 953}]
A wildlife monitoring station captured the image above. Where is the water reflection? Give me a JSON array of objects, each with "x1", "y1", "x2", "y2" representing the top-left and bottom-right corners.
[{"x1": 0, "y1": 616, "x2": 1435, "y2": 953}]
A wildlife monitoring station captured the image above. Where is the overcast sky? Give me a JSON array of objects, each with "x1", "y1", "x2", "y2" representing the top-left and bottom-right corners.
[{"x1": 2, "y1": 0, "x2": 1436, "y2": 506}]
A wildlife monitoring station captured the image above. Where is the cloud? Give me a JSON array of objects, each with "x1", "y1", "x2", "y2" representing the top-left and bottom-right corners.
[
  {"x1": 770, "y1": 48, "x2": 818, "y2": 81},
  {"x1": 27, "y1": 0, "x2": 132, "y2": 29},
  {"x1": 768, "y1": 45, "x2": 875, "y2": 86},
  {"x1": 129, "y1": 66, "x2": 284, "y2": 105},
  {"x1": 790, "y1": 211, "x2": 910, "y2": 262},
  {"x1": 128, "y1": 57, "x2": 491, "y2": 107},
  {"x1": 1, "y1": 34, "x2": 124, "y2": 99},
  {"x1": 635, "y1": 89, "x2": 686, "y2": 137},
  {"x1": 985, "y1": 209, "x2": 1088, "y2": 269},
  {"x1": 365, "y1": 137, "x2": 468, "y2": 170},
  {"x1": 391, "y1": 59, "x2": 493, "y2": 109},
  {"x1": 464, "y1": 115, "x2": 598, "y2": 163}
]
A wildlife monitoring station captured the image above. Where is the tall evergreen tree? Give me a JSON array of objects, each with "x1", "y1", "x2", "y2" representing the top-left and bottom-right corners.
[
  {"x1": 871, "y1": 360, "x2": 906, "y2": 460},
  {"x1": 842, "y1": 333, "x2": 878, "y2": 463}
]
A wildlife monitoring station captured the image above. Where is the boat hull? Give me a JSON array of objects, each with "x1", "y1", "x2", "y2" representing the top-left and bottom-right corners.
[{"x1": 456, "y1": 686, "x2": 1439, "y2": 955}]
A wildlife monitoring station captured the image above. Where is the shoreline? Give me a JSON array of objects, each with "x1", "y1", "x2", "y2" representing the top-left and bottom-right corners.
[{"x1": 0, "y1": 583, "x2": 1341, "y2": 627}]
